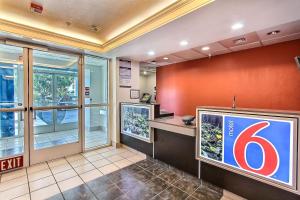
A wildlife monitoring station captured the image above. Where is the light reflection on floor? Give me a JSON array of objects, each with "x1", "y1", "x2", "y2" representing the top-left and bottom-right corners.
[{"x1": 0, "y1": 130, "x2": 108, "y2": 157}]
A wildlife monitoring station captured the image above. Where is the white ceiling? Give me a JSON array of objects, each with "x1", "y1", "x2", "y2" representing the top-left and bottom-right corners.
[
  {"x1": 0, "y1": 0, "x2": 176, "y2": 43},
  {"x1": 107, "y1": 0, "x2": 300, "y2": 64}
]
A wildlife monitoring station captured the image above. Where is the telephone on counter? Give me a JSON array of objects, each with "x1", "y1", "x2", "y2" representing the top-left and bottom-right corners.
[{"x1": 140, "y1": 93, "x2": 152, "y2": 104}]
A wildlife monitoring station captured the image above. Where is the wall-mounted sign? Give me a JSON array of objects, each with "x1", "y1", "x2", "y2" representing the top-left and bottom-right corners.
[
  {"x1": 130, "y1": 89, "x2": 140, "y2": 99},
  {"x1": 197, "y1": 110, "x2": 298, "y2": 192},
  {"x1": 30, "y1": 2, "x2": 43, "y2": 14},
  {"x1": 0, "y1": 155, "x2": 23, "y2": 172},
  {"x1": 85, "y1": 87, "x2": 90, "y2": 96},
  {"x1": 119, "y1": 59, "x2": 131, "y2": 88}
]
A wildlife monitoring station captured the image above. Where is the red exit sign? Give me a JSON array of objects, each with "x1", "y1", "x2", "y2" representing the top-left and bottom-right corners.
[{"x1": 0, "y1": 156, "x2": 23, "y2": 172}]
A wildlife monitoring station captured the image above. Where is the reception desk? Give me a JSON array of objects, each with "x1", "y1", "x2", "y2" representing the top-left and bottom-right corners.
[
  {"x1": 149, "y1": 116, "x2": 198, "y2": 176},
  {"x1": 120, "y1": 102, "x2": 173, "y2": 156},
  {"x1": 196, "y1": 106, "x2": 300, "y2": 200}
]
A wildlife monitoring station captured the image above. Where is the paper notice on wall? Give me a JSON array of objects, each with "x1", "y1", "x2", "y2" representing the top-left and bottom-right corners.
[{"x1": 119, "y1": 59, "x2": 131, "y2": 88}]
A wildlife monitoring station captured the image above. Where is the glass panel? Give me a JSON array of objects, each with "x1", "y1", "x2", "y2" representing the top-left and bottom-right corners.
[
  {"x1": 33, "y1": 50, "x2": 79, "y2": 107},
  {"x1": 34, "y1": 109, "x2": 79, "y2": 150},
  {"x1": 33, "y1": 50, "x2": 79, "y2": 150},
  {"x1": 0, "y1": 111, "x2": 24, "y2": 157},
  {"x1": 0, "y1": 44, "x2": 24, "y2": 158},
  {"x1": 84, "y1": 56, "x2": 108, "y2": 104},
  {"x1": 121, "y1": 104, "x2": 151, "y2": 142},
  {"x1": 0, "y1": 44, "x2": 24, "y2": 108},
  {"x1": 85, "y1": 106, "x2": 108, "y2": 149}
]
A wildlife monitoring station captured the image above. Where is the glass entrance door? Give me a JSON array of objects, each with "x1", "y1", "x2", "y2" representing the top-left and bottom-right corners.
[
  {"x1": 29, "y1": 50, "x2": 82, "y2": 164},
  {"x1": 0, "y1": 43, "x2": 109, "y2": 167},
  {"x1": 84, "y1": 56, "x2": 109, "y2": 149},
  {"x1": 0, "y1": 44, "x2": 29, "y2": 166}
]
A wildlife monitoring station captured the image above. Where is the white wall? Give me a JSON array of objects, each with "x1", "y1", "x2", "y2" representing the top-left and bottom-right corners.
[
  {"x1": 118, "y1": 60, "x2": 140, "y2": 103},
  {"x1": 110, "y1": 58, "x2": 140, "y2": 147},
  {"x1": 140, "y1": 72, "x2": 156, "y2": 101}
]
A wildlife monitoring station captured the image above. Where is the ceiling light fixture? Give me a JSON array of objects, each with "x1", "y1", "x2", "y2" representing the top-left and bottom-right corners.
[
  {"x1": 233, "y1": 37, "x2": 247, "y2": 45},
  {"x1": 201, "y1": 46, "x2": 210, "y2": 51},
  {"x1": 148, "y1": 51, "x2": 155, "y2": 56},
  {"x1": 267, "y1": 30, "x2": 280, "y2": 35},
  {"x1": 143, "y1": 71, "x2": 147, "y2": 75},
  {"x1": 180, "y1": 40, "x2": 188, "y2": 46},
  {"x1": 163, "y1": 57, "x2": 169, "y2": 60},
  {"x1": 231, "y1": 22, "x2": 244, "y2": 30}
]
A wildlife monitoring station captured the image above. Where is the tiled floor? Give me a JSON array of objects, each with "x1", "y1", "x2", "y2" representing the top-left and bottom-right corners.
[
  {"x1": 0, "y1": 130, "x2": 108, "y2": 157},
  {"x1": 0, "y1": 146, "x2": 223, "y2": 200}
]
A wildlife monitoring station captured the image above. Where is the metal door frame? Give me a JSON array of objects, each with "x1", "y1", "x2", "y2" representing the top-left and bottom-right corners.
[{"x1": 28, "y1": 49, "x2": 83, "y2": 164}]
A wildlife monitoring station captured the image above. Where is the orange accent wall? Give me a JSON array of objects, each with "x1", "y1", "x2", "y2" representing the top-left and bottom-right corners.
[{"x1": 156, "y1": 40, "x2": 300, "y2": 116}]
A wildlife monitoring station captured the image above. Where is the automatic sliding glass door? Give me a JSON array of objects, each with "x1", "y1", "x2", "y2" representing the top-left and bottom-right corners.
[
  {"x1": 0, "y1": 44, "x2": 28, "y2": 166},
  {"x1": 29, "y1": 50, "x2": 82, "y2": 164},
  {"x1": 0, "y1": 43, "x2": 110, "y2": 166},
  {"x1": 84, "y1": 56, "x2": 109, "y2": 149}
]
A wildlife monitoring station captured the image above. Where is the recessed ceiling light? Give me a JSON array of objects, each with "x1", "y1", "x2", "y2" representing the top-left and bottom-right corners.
[
  {"x1": 201, "y1": 46, "x2": 210, "y2": 51},
  {"x1": 143, "y1": 71, "x2": 147, "y2": 75},
  {"x1": 147, "y1": 51, "x2": 155, "y2": 56},
  {"x1": 163, "y1": 57, "x2": 169, "y2": 60},
  {"x1": 233, "y1": 37, "x2": 247, "y2": 45},
  {"x1": 231, "y1": 22, "x2": 244, "y2": 30},
  {"x1": 180, "y1": 40, "x2": 188, "y2": 46},
  {"x1": 267, "y1": 30, "x2": 280, "y2": 35}
]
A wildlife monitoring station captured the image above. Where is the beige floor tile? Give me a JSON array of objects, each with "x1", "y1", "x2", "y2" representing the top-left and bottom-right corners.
[
  {"x1": 92, "y1": 158, "x2": 111, "y2": 168},
  {"x1": 113, "y1": 159, "x2": 132, "y2": 169},
  {"x1": 127, "y1": 155, "x2": 146, "y2": 163},
  {"x1": 1, "y1": 169, "x2": 27, "y2": 182},
  {"x1": 0, "y1": 184, "x2": 29, "y2": 200},
  {"x1": 30, "y1": 184, "x2": 61, "y2": 200},
  {"x1": 80, "y1": 169, "x2": 103, "y2": 183},
  {"x1": 14, "y1": 194, "x2": 30, "y2": 200},
  {"x1": 86, "y1": 154, "x2": 103, "y2": 162},
  {"x1": 27, "y1": 169, "x2": 52, "y2": 182},
  {"x1": 69, "y1": 158, "x2": 90, "y2": 168},
  {"x1": 94, "y1": 147, "x2": 111, "y2": 154},
  {"x1": 98, "y1": 163, "x2": 119, "y2": 175},
  {"x1": 26, "y1": 162, "x2": 49, "y2": 175},
  {"x1": 66, "y1": 154, "x2": 84, "y2": 162},
  {"x1": 58, "y1": 176, "x2": 83, "y2": 192},
  {"x1": 0, "y1": 175, "x2": 28, "y2": 192},
  {"x1": 29, "y1": 176, "x2": 56, "y2": 192},
  {"x1": 82, "y1": 150, "x2": 98, "y2": 158},
  {"x1": 119, "y1": 151, "x2": 137, "y2": 158},
  {"x1": 54, "y1": 169, "x2": 77, "y2": 182},
  {"x1": 50, "y1": 163, "x2": 72, "y2": 174},
  {"x1": 107, "y1": 155, "x2": 124, "y2": 162},
  {"x1": 112, "y1": 148, "x2": 128, "y2": 154},
  {"x1": 48, "y1": 158, "x2": 68, "y2": 168},
  {"x1": 101, "y1": 150, "x2": 118, "y2": 158},
  {"x1": 74, "y1": 163, "x2": 95, "y2": 174},
  {"x1": 137, "y1": 152, "x2": 147, "y2": 158}
]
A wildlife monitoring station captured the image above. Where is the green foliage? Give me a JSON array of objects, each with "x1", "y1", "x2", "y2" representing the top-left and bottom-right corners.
[
  {"x1": 201, "y1": 122, "x2": 223, "y2": 161},
  {"x1": 33, "y1": 73, "x2": 75, "y2": 105},
  {"x1": 122, "y1": 106, "x2": 150, "y2": 139},
  {"x1": 33, "y1": 73, "x2": 53, "y2": 105}
]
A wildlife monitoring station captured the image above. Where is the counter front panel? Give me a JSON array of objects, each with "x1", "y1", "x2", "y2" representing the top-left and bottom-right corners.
[
  {"x1": 196, "y1": 107, "x2": 300, "y2": 195},
  {"x1": 120, "y1": 103, "x2": 153, "y2": 143}
]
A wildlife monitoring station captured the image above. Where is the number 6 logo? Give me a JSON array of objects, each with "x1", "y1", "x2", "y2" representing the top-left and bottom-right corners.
[{"x1": 233, "y1": 121, "x2": 279, "y2": 176}]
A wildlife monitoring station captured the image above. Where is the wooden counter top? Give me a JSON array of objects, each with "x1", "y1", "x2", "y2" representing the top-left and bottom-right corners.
[{"x1": 149, "y1": 116, "x2": 196, "y2": 137}]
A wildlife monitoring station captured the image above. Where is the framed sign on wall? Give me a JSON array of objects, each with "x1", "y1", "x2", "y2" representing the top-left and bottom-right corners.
[
  {"x1": 130, "y1": 89, "x2": 140, "y2": 99},
  {"x1": 119, "y1": 59, "x2": 131, "y2": 88},
  {"x1": 196, "y1": 108, "x2": 300, "y2": 195}
]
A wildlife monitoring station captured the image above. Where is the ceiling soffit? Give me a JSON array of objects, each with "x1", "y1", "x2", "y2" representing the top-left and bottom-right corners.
[{"x1": 0, "y1": 0, "x2": 214, "y2": 53}]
